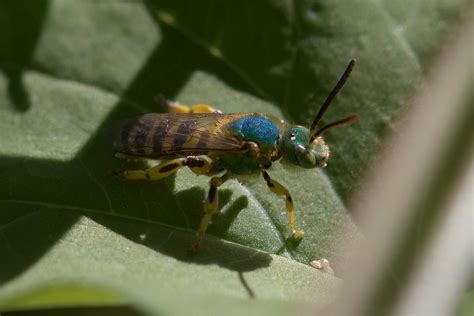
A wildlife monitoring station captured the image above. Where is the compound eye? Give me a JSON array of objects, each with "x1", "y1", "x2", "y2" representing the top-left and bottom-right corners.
[{"x1": 290, "y1": 130, "x2": 297, "y2": 140}]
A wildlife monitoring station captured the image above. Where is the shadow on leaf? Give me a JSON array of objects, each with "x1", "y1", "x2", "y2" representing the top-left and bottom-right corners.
[
  {"x1": 88, "y1": 209, "x2": 272, "y2": 273},
  {"x1": 0, "y1": 209, "x2": 79, "y2": 284},
  {"x1": 0, "y1": 0, "x2": 49, "y2": 112}
]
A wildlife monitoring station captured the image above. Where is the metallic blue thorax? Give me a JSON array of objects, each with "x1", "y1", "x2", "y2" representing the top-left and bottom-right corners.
[
  {"x1": 214, "y1": 115, "x2": 281, "y2": 175},
  {"x1": 229, "y1": 116, "x2": 280, "y2": 150}
]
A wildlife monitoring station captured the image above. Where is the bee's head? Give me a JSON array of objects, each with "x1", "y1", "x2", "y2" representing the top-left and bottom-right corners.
[
  {"x1": 282, "y1": 126, "x2": 329, "y2": 168},
  {"x1": 282, "y1": 59, "x2": 359, "y2": 169}
]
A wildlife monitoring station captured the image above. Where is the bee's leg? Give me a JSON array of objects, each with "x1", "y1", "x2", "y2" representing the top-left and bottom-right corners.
[
  {"x1": 113, "y1": 157, "x2": 213, "y2": 181},
  {"x1": 171, "y1": 102, "x2": 221, "y2": 114},
  {"x1": 155, "y1": 95, "x2": 221, "y2": 113},
  {"x1": 113, "y1": 158, "x2": 188, "y2": 180},
  {"x1": 262, "y1": 171, "x2": 305, "y2": 239},
  {"x1": 185, "y1": 156, "x2": 214, "y2": 175},
  {"x1": 188, "y1": 103, "x2": 222, "y2": 114},
  {"x1": 192, "y1": 173, "x2": 229, "y2": 253}
]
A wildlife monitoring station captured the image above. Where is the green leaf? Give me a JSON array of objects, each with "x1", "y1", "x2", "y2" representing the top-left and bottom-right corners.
[
  {"x1": 0, "y1": 0, "x2": 468, "y2": 314},
  {"x1": 0, "y1": 209, "x2": 339, "y2": 314}
]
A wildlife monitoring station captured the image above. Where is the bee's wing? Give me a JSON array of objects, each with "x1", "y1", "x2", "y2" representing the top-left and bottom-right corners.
[{"x1": 111, "y1": 113, "x2": 253, "y2": 157}]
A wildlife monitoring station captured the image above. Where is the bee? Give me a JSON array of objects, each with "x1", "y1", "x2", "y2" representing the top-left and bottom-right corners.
[{"x1": 111, "y1": 59, "x2": 359, "y2": 252}]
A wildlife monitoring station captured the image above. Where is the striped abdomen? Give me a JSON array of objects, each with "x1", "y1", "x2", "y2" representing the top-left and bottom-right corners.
[{"x1": 111, "y1": 113, "x2": 249, "y2": 158}]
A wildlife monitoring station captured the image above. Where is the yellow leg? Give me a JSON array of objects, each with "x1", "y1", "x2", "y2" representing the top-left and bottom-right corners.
[
  {"x1": 113, "y1": 157, "x2": 213, "y2": 180},
  {"x1": 192, "y1": 173, "x2": 229, "y2": 252},
  {"x1": 155, "y1": 95, "x2": 221, "y2": 113},
  {"x1": 189, "y1": 103, "x2": 221, "y2": 113},
  {"x1": 171, "y1": 102, "x2": 221, "y2": 114},
  {"x1": 262, "y1": 171, "x2": 305, "y2": 239}
]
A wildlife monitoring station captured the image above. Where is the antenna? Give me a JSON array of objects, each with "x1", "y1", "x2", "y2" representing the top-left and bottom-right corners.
[
  {"x1": 309, "y1": 59, "x2": 356, "y2": 134},
  {"x1": 312, "y1": 115, "x2": 359, "y2": 141}
]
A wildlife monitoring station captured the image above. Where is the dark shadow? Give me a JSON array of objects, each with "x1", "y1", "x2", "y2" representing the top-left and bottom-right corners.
[
  {"x1": 88, "y1": 209, "x2": 272, "y2": 273},
  {"x1": 210, "y1": 195, "x2": 249, "y2": 235},
  {"x1": 274, "y1": 236, "x2": 304, "y2": 255},
  {"x1": 0, "y1": 208, "x2": 79, "y2": 283},
  {"x1": 238, "y1": 271, "x2": 256, "y2": 298},
  {"x1": 170, "y1": 187, "x2": 237, "y2": 231},
  {"x1": 0, "y1": 0, "x2": 49, "y2": 112},
  {"x1": 4, "y1": 68, "x2": 30, "y2": 112},
  {"x1": 3, "y1": 306, "x2": 141, "y2": 316},
  {"x1": 118, "y1": 22, "x2": 255, "y2": 113},
  {"x1": 84, "y1": 185, "x2": 268, "y2": 272}
]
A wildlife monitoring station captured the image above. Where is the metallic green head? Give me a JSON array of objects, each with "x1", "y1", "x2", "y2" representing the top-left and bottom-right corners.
[
  {"x1": 281, "y1": 126, "x2": 330, "y2": 169},
  {"x1": 280, "y1": 59, "x2": 360, "y2": 169}
]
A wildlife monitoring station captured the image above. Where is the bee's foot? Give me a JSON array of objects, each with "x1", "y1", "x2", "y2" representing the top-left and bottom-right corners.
[
  {"x1": 291, "y1": 230, "x2": 305, "y2": 239},
  {"x1": 190, "y1": 235, "x2": 204, "y2": 254},
  {"x1": 190, "y1": 242, "x2": 201, "y2": 254},
  {"x1": 285, "y1": 230, "x2": 304, "y2": 247}
]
